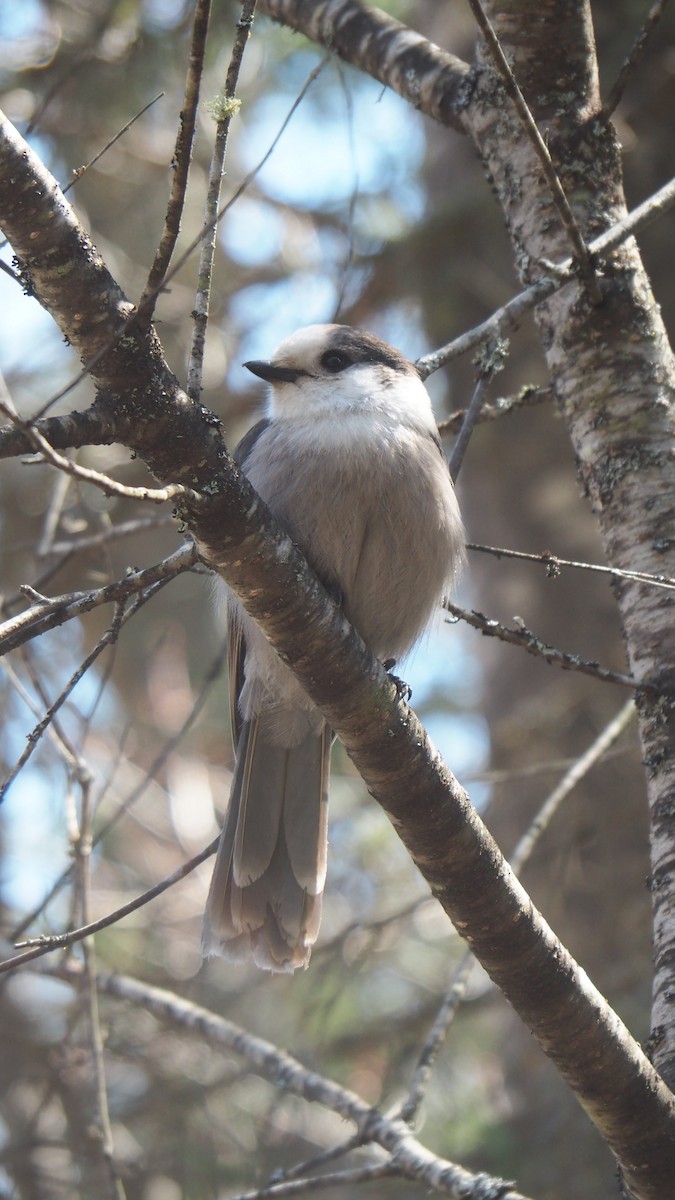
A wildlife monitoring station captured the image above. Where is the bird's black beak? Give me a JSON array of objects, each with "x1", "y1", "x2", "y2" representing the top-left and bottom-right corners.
[{"x1": 244, "y1": 360, "x2": 307, "y2": 384}]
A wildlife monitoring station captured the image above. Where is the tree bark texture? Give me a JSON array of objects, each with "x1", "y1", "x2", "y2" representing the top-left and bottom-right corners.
[{"x1": 470, "y1": 0, "x2": 675, "y2": 1095}]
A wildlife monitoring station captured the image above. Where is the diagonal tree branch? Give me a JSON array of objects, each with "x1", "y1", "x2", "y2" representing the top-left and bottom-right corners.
[
  {"x1": 51, "y1": 964, "x2": 533, "y2": 1200},
  {"x1": 257, "y1": 0, "x2": 471, "y2": 129}
]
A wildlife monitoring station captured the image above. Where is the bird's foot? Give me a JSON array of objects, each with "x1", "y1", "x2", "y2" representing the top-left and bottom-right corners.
[{"x1": 383, "y1": 658, "x2": 412, "y2": 702}]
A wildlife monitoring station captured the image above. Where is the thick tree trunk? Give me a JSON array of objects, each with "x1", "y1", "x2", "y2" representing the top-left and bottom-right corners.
[{"x1": 467, "y1": 0, "x2": 675, "y2": 1092}]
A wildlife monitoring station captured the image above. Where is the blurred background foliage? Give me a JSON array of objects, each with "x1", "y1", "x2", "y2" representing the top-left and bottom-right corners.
[{"x1": 0, "y1": 1, "x2": 673, "y2": 1197}]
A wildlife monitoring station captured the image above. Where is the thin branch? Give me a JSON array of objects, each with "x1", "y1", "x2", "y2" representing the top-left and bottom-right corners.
[
  {"x1": 448, "y1": 338, "x2": 508, "y2": 480},
  {"x1": 21, "y1": 450, "x2": 199, "y2": 506},
  {"x1": 266, "y1": 1132, "x2": 375, "y2": 1188},
  {"x1": 604, "y1": 0, "x2": 671, "y2": 117},
  {"x1": 187, "y1": 0, "x2": 257, "y2": 399},
  {"x1": 399, "y1": 948, "x2": 476, "y2": 1124},
  {"x1": 0, "y1": 73, "x2": 157, "y2": 265},
  {"x1": 466, "y1": 540, "x2": 675, "y2": 592},
  {"x1": 44, "y1": 514, "x2": 174, "y2": 558},
  {"x1": 438, "y1": 385, "x2": 551, "y2": 436},
  {"x1": 445, "y1": 601, "x2": 649, "y2": 692},
  {"x1": 225, "y1": 1163, "x2": 396, "y2": 1200},
  {"x1": 10, "y1": 634, "x2": 227, "y2": 943},
  {"x1": 37, "y1": 470, "x2": 72, "y2": 556},
  {"x1": 0, "y1": 257, "x2": 20, "y2": 285},
  {"x1": 465, "y1": 746, "x2": 627, "y2": 784},
  {"x1": 72, "y1": 767, "x2": 127, "y2": 1200},
  {"x1": 2, "y1": 657, "x2": 81, "y2": 775},
  {"x1": 313, "y1": 896, "x2": 425, "y2": 965},
  {"x1": 0, "y1": 606, "x2": 127, "y2": 804},
  {"x1": 47, "y1": 968, "x2": 533, "y2": 1200},
  {"x1": 509, "y1": 699, "x2": 635, "y2": 876},
  {"x1": 1, "y1": 839, "x2": 219, "y2": 974},
  {"x1": 466, "y1": 0, "x2": 600, "y2": 301},
  {"x1": 416, "y1": 169, "x2": 675, "y2": 378},
  {"x1": 22, "y1": 436, "x2": 198, "y2": 504},
  {"x1": 64, "y1": 93, "x2": 165, "y2": 196},
  {"x1": 331, "y1": 58, "x2": 360, "y2": 321},
  {"x1": 0, "y1": 542, "x2": 199, "y2": 658},
  {"x1": 139, "y1": 0, "x2": 212, "y2": 320}
]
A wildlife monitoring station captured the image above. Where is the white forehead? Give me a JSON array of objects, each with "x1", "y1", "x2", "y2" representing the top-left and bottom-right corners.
[
  {"x1": 271, "y1": 324, "x2": 338, "y2": 363},
  {"x1": 260, "y1": 325, "x2": 435, "y2": 435}
]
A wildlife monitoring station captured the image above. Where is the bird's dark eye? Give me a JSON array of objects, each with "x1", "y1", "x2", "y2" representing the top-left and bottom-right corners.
[{"x1": 320, "y1": 349, "x2": 352, "y2": 374}]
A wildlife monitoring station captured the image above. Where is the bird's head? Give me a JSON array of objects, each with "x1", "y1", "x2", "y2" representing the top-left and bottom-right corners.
[{"x1": 243, "y1": 324, "x2": 430, "y2": 424}]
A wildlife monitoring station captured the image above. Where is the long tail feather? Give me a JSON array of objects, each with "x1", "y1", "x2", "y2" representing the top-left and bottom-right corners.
[{"x1": 202, "y1": 719, "x2": 331, "y2": 972}]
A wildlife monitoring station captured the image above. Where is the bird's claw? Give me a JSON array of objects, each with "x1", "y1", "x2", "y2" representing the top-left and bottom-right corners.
[{"x1": 383, "y1": 658, "x2": 412, "y2": 703}]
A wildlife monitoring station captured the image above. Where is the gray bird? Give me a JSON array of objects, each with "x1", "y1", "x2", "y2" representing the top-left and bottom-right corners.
[{"x1": 202, "y1": 324, "x2": 464, "y2": 971}]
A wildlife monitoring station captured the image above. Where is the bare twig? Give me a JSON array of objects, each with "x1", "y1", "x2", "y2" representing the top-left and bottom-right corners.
[
  {"x1": 417, "y1": 170, "x2": 675, "y2": 378},
  {"x1": 0, "y1": 385, "x2": 203, "y2": 506},
  {"x1": 400, "y1": 948, "x2": 476, "y2": 1124},
  {"x1": 448, "y1": 338, "x2": 508, "y2": 480},
  {"x1": 225, "y1": 1163, "x2": 395, "y2": 1200},
  {"x1": 0, "y1": 94, "x2": 164, "y2": 266},
  {"x1": 509, "y1": 699, "x2": 635, "y2": 876},
  {"x1": 0, "y1": 605, "x2": 127, "y2": 803},
  {"x1": 464, "y1": 747, "x2": 627, "y2": 784},
  {"x1": 139, "y1": 0, "x2": 212, "y2": 320},
  {"x1": 10, "y1": 634, "x2": 227, "y2": 942},
  {"x1": 43, "y1": 514, "x2": 174, "y2": 558},
  {"x1": 266, "y1": 1132, "x2": 374, "y2": 1187},
  {"x1": 1, "y1": 657, "x2": 81, "y2": 789},
  {"x1": 445, "y1": 600, "x2": 649, "y2": 692},
  {"x1": 331, "y1": 58, "x2": 360, "y2": 321},
  {"x1": 187, "y1": 0, "x2": 257, "y2": 399},
  {"x1": 466, "y1": 540, "x2": 675, "y2": 592},
  {"x1": 72, "y1": 768, "x2": 127, "y2": 1200},
  {"x1": 45, "y1": 968, "x2": 532, "y2": 1200},
  {"x1": 604, "y1": 0, "x2": 671, "y2": 117},
  {"x1": 1, "y1": 839, "x2": 219, "y2": 974},
  {"x1": 0, "y1": 257, "x2": 20, "y2": 285},
  {"x1": 37, "y1": 470, "x2": 72, "y2": 556},
  {"x1": 0, "y1": 542, "x2": 199, "y2": 658},
  {"x1": 438, "y1": 384, "x2": 551, "y2": 436},
  {"x1": 466, "y1": 0, "x2": 600, "y2": 302},
  {"x1": 65, "y1": 93, "x2": 165, "y2": 196}
]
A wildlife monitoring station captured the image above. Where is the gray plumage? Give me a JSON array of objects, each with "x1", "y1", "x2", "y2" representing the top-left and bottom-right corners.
[{"x1": 202, "y1": 324, "x2": 464, "y2": 971}]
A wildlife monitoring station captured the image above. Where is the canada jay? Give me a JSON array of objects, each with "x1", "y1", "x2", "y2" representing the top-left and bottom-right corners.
[{"x1": 202, "y1": 324, "x2": 464, "y2": 972}]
